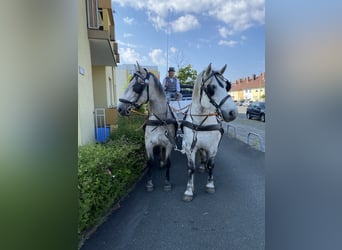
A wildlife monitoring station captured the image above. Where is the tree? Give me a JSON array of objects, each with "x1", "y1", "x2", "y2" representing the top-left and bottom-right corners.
[{"x1": 176, "y1": 64, "x2": 198, "y2": 85}]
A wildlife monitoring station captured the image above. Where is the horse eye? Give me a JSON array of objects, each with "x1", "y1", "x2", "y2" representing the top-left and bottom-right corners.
[
  {"x1": 226, "y1": 80, "x2": 231, "y2": 91},
  {"x1": 207, "y1": 84, "x2": 215, "y2": 96}
]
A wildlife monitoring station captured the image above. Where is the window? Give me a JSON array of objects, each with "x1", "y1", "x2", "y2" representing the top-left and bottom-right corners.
[
  {"x1": 108, "y1": 77, "x2": 115, "y2": 108},
  {"x1": 86, "y1": 0, "x2": 99, "y2": 29}
]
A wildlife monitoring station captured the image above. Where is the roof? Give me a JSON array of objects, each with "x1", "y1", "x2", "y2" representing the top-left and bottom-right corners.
[{"x1": 230, "y1": 72, "x2": 266, "y2": 91}]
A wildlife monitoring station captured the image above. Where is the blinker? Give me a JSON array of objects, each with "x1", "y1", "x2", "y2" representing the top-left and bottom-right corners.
[{"x1": 133, "y1": 82, "x2": 145, "y2": 93}]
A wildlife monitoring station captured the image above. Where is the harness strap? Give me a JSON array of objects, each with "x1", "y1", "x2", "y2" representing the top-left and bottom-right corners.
[
  {"x1": 145, "y1": 119, "x2": 178, "y2": 127},
  {"x1": 181, "y1": 120, "x2": 224, "y2": 135},
  {"x1": 145, "y1": 116, "x2": 178, "y2": 148},
  {"x1": 181, "y1": 119, "x2": 224, "y2": 152}
]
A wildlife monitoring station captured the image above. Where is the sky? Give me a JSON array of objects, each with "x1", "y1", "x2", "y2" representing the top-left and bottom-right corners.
[{"x1": 111, "y1": 0, "x2": 265, "y2": 82}]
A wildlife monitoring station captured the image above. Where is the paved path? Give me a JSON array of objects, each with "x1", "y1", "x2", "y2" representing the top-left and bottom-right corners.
[
  {"x1": 224, "y1": 106, "x2": 265, "y2": 152},
  {"x1": 81, "y1": 136, "x2": 265, "y2": 250}
]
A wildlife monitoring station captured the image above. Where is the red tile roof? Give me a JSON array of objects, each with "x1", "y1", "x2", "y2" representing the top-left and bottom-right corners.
[{"x1": 231, "y1": 72, "x2": 266, "y2": 91}]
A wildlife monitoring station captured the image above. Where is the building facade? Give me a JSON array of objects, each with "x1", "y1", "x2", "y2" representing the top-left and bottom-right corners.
[
  {"x1": 230, "y1": 72, "x2": 266, "y2": 102},
  {"x1": 78, "y1": 0, "x2": 120, "y2": 145}
]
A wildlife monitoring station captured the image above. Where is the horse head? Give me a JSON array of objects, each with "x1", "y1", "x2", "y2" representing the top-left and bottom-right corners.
[
  {"x1": 195, "y1": 63, "x2": 237, "y2": 122},
  {"x1": 118, "y1": 62, "x2": 150, "y2": 116}
]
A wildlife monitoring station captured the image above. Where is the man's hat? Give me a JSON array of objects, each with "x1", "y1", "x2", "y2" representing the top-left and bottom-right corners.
[{"x1": 168, "y1": 67, "x2": 175, "y2": 72}]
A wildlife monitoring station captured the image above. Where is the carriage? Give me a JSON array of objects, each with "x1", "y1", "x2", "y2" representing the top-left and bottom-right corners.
[{"x1": 118, "y1": 62, "x2": 237, "y2": 201}]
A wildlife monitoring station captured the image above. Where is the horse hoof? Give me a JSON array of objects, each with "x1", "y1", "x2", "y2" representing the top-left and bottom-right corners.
[
  {"x1": 206, "y1": 187, "x2": 215, "y2": 194},
  {"x1": 183, "y1": 195, "x2": 193, "y2": 202},
  {"x1": 164, "y1": 184, "x2": 172, "y2": 192}
]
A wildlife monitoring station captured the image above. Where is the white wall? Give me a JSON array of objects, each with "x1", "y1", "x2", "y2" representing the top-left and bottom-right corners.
[
  {"x1": 114, "y1": 68, "x2": 129, "y2": 106},
  {"x1": 78, "y1": 0, "x2": 95, "y2": 145}
]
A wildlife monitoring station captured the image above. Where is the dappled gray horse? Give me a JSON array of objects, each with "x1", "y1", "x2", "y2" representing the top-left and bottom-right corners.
[
  {"x1": 118, "y1": 62, "x2": 178, "y2": 192},
  {"x1": 181, "y1": 63, "x2": 237, "y2": 201}
]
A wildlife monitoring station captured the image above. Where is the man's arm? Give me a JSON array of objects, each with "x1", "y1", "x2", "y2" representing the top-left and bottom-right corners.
[{"x1": 176, "y1": 78, "x2": 181, "y2": 92}]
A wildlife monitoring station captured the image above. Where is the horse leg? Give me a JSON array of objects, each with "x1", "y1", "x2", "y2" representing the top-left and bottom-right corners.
[
  {"x1": 206, "y1": 156, "x2": 215, "y2": 193},
  {"x1": 198, "y1": 149, "x2": 207, "y2": 173},
  {"x1": 160, "y1": 146, "x2": 166, "y2": 168},
  {"x1": 163, "y1": 146, "x2": 173, "y2": 191},
  {"x1": 183, "y1": 154, "x2": 196, "y2": 201},
  {"x1": 146, "y1": 146, "x2": 160, "y2": 192}
]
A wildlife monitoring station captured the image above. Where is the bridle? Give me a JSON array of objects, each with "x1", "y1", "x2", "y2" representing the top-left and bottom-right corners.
[
  {"x1": 119, "y1": 69, "x2": 150, "y2": 109},
  {"x1": 199, "y1": 71, "x2": 232, "y2": 118}
]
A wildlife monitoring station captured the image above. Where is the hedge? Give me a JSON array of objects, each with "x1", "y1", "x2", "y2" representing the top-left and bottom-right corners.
[{"x1": 78, "y1": 114, "x2": 146, "y2": 243}]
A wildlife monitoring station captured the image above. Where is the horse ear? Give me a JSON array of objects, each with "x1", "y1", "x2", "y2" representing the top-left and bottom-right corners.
[
  {"x1": 136, "y1": 61, "x2": 142, "y2": 72},
  {"x1": 219, "y1": 64, "x2": 227, "y2": 74},
  {"x1": 205, "y1": 63, "x2": 212, "y2": 76}
]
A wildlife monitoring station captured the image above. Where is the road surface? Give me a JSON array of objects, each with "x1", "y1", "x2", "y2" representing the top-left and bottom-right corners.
[{"x1": 81, "y1": 135, "x2": 265, "y2": 250}]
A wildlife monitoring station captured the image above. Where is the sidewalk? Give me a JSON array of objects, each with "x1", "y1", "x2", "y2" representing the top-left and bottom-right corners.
[{"x1": 224, "y1": 106, "x2": 265, "y2": 152}]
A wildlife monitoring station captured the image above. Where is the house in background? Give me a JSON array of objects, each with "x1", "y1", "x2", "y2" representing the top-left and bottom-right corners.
[
  {"x1": 230, "y1": 72, "x2": 266, "y2": 102},
  {"x1": 114, "y1": 64, "x2": 160, "y2": 106},
  {"x1": 78, "y1": 0, "x2": 120, "y2": 145}
]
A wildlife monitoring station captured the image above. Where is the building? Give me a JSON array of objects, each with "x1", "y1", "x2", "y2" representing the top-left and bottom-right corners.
[
  {"x1": 78, "y1": 0, "x2": 120, "y2": 145},
  {"x1": 230, "y1": 72, "x2": 265, "y2": 102}
]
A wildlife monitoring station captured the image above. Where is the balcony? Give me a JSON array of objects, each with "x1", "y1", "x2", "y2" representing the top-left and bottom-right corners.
[
  {"x1": 88, "y1": 29, "x2": 116, "y2": 66},
  {"x1": 86, "y1": 0, "x2": 117, "y2": 66}
]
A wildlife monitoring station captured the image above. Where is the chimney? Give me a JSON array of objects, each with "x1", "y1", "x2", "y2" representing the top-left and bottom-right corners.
[{"x1": 253, "y1": 74, "x2": 256, "y2": 80}]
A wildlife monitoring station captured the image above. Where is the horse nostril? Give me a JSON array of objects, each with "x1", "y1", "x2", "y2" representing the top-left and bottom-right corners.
[
  {"x1": 229, "y1": 110, "x2": 236, "y2": 118},
  {"x1": 118, "y1": 107, "x2": 122, "y2": 113}
]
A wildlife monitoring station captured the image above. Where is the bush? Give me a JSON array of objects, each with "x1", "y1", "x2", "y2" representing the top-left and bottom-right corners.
[
  {"x1": 110, "y1": 112, "x2": 146, "y2": 145},
  {"x1": 78, "y1": 114, "x2": 146, "y2": 241}
]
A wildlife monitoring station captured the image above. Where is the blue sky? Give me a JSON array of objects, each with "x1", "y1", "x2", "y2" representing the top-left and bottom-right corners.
[{"x1": 111, "y1": 0, "x2": 265, "y2": 82}]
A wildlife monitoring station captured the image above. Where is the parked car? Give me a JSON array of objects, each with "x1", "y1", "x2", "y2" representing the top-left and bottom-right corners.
[{"x1": 246, "y1": 101, "x2": 265, "y2": 122}]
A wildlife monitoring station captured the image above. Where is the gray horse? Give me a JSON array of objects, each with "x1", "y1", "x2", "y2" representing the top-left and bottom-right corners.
[
  {"x1": 118, "y1": 62, "x2": 178, "y2": 192},
  {"x1": 181, "y1": 63, "x2": 237, "y2": 201}
]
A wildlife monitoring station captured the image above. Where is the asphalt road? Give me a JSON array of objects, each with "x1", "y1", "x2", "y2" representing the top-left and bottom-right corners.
[
  {"x1": 224, "y1": 106, "x2": 265, "y2": 152},
  {"x1": 81, "y1": 135, "x2": 265, "y2": 250}
]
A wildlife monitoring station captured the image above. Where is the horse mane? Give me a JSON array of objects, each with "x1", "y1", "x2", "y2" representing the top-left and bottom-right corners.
[
  {"x1": 137, "y1": 69, "x2": 165, "y2": 97},
  {"x1": 137, "y1": 68, "x2": 166, "y2": 97},
  {"x1": 151, "y1": 72, "x2": 166, "y2": 97},
  {"x1": 192, "y1": 70, "x2": 205, "y2": 101}
]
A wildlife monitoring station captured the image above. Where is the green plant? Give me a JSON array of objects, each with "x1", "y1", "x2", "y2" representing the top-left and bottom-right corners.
[
  {"x1": 110, "y1": 113, "x2": 146, "y2": 145},
  {"x1": 176, "y1": 64, "x2": 198, "y2": 85},
  {"x1": 78, "y1": 140, "x2": 146, "y2": 237},
  {"x1": 78, "y1": 109, "x2": 147, "y2": 243}
]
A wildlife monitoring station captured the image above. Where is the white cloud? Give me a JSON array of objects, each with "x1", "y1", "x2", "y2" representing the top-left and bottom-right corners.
[
  {"x1": 119, "y1": 47, "x2": 141, "y2": 64},
  {"x1": 148, "y1": 48, "x2": 166, "y2": 65},
  {"x1": 117, "y1": 40, "x2": 137, "y2": 48},
  {"x1": 112, "y1": 0, "x2": 264, "y2": 33},
  {"x1": 170, "y1": 47, "x2": 177, "y2": 53},
  {"x1": 218, "y1": 40, "x2": 238, "y2": 47},
  {"x1": 123, "y1": 33, "x2": 133, "y2": 38},
  {"x1": 171, "y1": 14, "x2": 200, "y2": 33},
  {"x1": 218, "y1": 26, "x2": 234, "y2": 38},
  {"x1": 147, "y1": 12, "x2": 168, "y2": 31},
  {"x1": 208, "y1": 0, "x2": 264, "y2": 32},
  {"x1": 123, "y1": 16, "x2": 134, "y2": 25}
]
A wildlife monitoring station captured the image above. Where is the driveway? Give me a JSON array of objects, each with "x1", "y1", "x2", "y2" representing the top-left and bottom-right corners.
[{"x1": 81, "y1": 135, "x2": 265, "y2": 250}]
